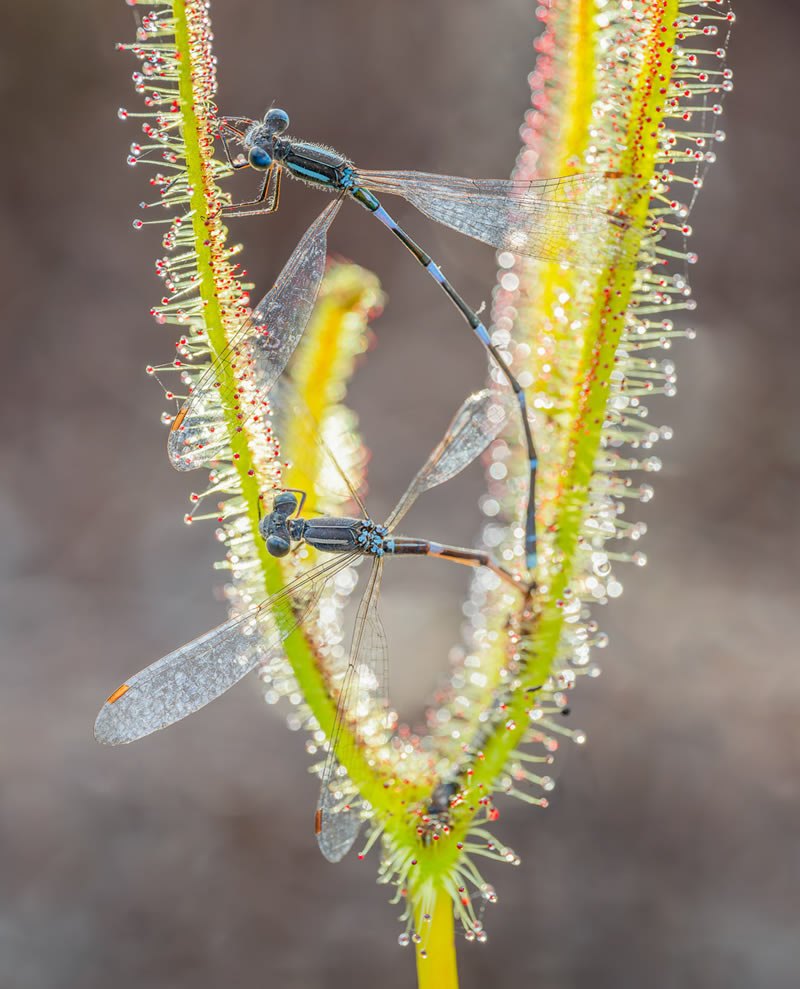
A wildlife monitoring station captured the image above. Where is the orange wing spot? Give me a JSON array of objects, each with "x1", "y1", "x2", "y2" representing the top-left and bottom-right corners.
[
  {"x1": 106, "y1": 683, "x2": 131, "y2": 704},
  {"x1": 170, "y1": 407, "x2": 187, "y2": 433},
  {"x1": 314, "y1": 809, "x2": 323, "y2": 835}
]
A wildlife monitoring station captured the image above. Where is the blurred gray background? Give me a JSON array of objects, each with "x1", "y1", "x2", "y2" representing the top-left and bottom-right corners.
[{"x1": 1, "y1": 1, "x2": 798, "y2": 986}]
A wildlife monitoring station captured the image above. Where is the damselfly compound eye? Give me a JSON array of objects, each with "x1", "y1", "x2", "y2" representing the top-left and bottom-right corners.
[
  {"x1": 266, "y1": 534, "x2": 291, "y2": 557},
  {"x1": 265, "y1": 108, "x2": 289, "y2": 136},
  {"x1": 273, "y1": 491, "x2": 299, "y2": 515},
  {"x1": 248, "y1": 146, "x2": 272, "y2": 170}
]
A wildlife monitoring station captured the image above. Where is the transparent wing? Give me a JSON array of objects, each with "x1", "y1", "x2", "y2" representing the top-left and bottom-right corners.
[
  {"x1": 168, "y1": 197, "x2": 344, "y2": 471},
  {"x1": 316, "y1": 557, "x2": 387, "y2": 862},
  {"x1": 355, "y1": 169, "x2": 633, "y2": 267},
  {"x1": 94, "y1": 552, "x2": 358, "y2": 745},
  {"x1": 385, "y1": 388, "x2": 508, "y2": 533}
]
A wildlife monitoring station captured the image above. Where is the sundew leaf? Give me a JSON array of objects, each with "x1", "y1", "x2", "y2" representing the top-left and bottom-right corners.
[
  {"x1": 379, "y1": 0, "x2": 736, "y2": 962},
  {"x1": 118, "y1": 0, "x2": 388, "y2": 815}
]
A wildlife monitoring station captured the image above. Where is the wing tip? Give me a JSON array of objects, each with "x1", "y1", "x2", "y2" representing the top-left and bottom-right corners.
[{"x1": 93, "y1": 711, "x2": 118, "y2": 746}]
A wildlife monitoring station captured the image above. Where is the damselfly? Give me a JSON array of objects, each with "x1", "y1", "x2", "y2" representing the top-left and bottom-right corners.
[
  {"x1": 96, "y1": 387, "x2": 529, "y2": 861},
  {"x1": 214, "y1": 108, "x2": 632, "y2": 570}
]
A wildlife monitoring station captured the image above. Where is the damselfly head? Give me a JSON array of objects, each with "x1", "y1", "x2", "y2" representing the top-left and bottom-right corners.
[
  {"x1": 259, "y1": 491, "x2": 298, "y2": 556},
  {"x1": 243, "y1": 109, "x2": 287, "y2": 167}
]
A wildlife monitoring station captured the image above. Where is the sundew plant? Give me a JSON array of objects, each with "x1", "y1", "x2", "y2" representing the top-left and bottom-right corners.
[{"x1": 116, "y1": 0, "x2": 732, "y2": 984}]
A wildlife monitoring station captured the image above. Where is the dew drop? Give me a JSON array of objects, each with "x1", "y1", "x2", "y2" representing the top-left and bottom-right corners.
[
  {"x1": 557, "y1": 669, "x2": 576, "y2": 689},
  {"x1": 500, "y1": 272, "x2": 520, "y2": 292}
]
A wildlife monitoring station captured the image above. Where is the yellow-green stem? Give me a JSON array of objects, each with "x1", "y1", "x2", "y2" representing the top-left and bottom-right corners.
[{"x1": 415, "y1": 887, "x2": 458, "y2": 989}]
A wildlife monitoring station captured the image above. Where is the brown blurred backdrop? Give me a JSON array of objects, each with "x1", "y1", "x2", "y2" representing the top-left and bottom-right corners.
[{"x1": 1, "y1": 1, "x2": 798, "y2": 986}]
